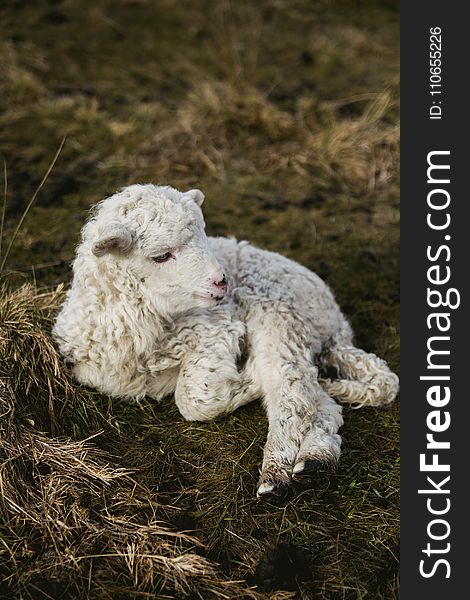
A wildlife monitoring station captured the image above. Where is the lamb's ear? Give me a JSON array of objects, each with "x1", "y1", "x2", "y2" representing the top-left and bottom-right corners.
[
  {"x1": 183, "y1": 188, "x2": 205, "y2": 207},
  {"x1": 92, "y1": 225, "x2": 134, "y2": 257}
]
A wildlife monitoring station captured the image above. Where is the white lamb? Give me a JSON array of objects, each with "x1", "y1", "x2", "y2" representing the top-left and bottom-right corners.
[{"x1": 53, "y1": 184, "x2": 399, "y2": 497}]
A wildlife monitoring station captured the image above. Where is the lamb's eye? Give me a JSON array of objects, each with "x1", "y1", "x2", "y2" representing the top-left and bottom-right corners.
[{"x1": 152, "y1": 252, "x2": 173, "y2": 264}]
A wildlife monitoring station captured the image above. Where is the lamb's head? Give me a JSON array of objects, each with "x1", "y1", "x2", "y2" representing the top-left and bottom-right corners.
[{"x1": 82, "y1": 184, "x2": 228, "y2": 316}]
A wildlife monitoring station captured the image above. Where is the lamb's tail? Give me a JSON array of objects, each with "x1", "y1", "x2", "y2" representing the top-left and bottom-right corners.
[{"x1": 319, "y1": 343, "x2": 399, "y2": 408}]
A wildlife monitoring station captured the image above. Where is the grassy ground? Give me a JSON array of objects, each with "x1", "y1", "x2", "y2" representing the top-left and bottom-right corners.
[{"x1": 0, "y1": 0, "x2": 399, "y2": 598}]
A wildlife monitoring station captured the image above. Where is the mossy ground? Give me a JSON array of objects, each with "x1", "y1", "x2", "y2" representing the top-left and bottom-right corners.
[{"x1": 0, "y1": 1, "x2": 399, "y2": 598}]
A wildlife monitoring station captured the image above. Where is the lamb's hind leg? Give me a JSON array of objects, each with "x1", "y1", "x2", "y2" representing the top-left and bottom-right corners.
[
  {"x1": 247, "y1": 307, "x2": 343, "y2": 497},
  {"x1": 319, "y1": 340, "x2": 399, "y2": 408}
]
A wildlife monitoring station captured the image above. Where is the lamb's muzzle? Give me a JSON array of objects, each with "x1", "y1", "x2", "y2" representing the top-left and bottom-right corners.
[
  {"x1": 53, "y1": 183, "x2": 399, "y2": 498},
  {"x1": 212, "y1": 274, "x2": 228, "y2": 291},
  {"x1": 210, "y1": 274, "x2": 229, "y2": 298}
]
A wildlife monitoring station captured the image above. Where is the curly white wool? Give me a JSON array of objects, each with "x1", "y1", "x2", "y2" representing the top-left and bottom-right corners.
[{"x1": 53, "y1": 184, "x2": 399, "y2": 496}]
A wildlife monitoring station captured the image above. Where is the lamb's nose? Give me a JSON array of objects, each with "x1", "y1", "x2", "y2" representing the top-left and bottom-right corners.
[{"x1": 212, "y1": 275, "x2": 228, "y2": 293}]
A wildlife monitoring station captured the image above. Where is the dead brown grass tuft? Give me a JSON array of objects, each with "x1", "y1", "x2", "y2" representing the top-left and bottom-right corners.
[
  {"x1": 145, "y1": 80, "x2": 398, "y2": 197},
  {"x1": 0, "y1": 42, "x2": 47, "y2": 112}
]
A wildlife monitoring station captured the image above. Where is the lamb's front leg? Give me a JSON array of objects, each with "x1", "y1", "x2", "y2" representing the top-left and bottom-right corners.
[
  {"x1": 171, "y1": 310, "x2": 261, "y2": 421},
  {"x1": 175, "y1": 355, "x2": 259, "y2": 421},
  {"x1": 246, "y1": 307, "x2": 344, "y2": 497},
  {"x1": 257, "y1": 368, "x2": 343, "y2": 497}
]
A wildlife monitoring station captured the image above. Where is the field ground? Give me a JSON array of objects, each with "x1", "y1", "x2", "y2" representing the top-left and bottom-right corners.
[{"x1": 0, "y1": 1, "x2": 399, "y2": 598}]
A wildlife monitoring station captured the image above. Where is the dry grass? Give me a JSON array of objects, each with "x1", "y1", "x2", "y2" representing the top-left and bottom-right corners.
[{"x1": 143, "y1": 80, "x2": 398, "y2": 196}]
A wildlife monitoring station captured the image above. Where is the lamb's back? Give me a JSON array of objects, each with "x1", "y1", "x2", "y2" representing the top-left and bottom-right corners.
[{"x1": 208, "y1": 236, "x2": 346, "y2": 340}]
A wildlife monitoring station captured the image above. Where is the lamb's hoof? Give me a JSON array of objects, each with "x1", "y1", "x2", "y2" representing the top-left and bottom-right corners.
[
  {"x1": 292, "y1": 459, "x2": 328, "y2": 480},
  {"x1": 257, "y1": 481, "x2": 292, "y2": 500}
]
